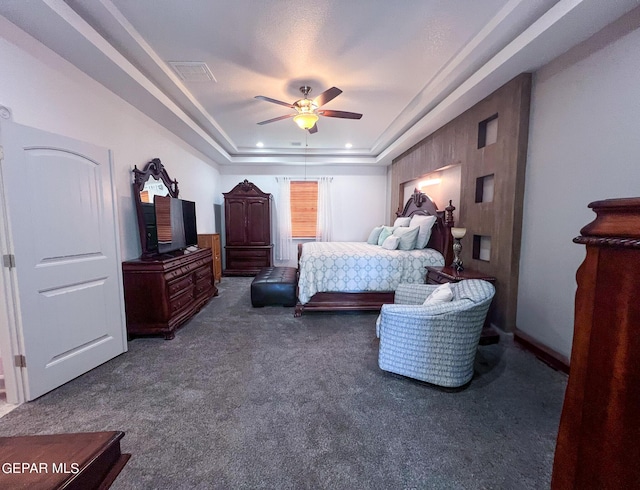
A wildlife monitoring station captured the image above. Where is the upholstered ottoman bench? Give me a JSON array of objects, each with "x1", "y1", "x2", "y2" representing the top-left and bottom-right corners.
[{"x1": 251, "y1": 267, "x2": 298, "y2": 307}]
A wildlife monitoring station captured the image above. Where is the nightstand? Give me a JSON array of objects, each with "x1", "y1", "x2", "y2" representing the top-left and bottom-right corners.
[{"x1": 425, "y1": 265, "x2": 499, "y2": 345}]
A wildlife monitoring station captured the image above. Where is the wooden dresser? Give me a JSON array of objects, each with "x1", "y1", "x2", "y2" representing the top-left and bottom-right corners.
[
  {"x1": 122, "y1": 248, "x2": 217, "y2": 339},
  {"x1": 551, "y1": 198, "x2": 640, "y2": 489},
  {"x1": 0, "y1": 431, "x2": 130, "y2": 489},
  {"x1": 223, "y1": 179, "x2": 273, "y2": 276},
  {"x1": 197, "y1": 233, "x2": 222, "y2": 283}
]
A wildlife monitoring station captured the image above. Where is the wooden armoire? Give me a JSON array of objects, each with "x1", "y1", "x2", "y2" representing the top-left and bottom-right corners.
[{"x1": 223, "y1": 180, "x2": 272, "y2": 275}]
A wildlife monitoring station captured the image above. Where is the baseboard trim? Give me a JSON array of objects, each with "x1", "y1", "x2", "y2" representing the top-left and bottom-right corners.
[{"x1": 514, "y1": 328, "x2": 570, "y2": 374}]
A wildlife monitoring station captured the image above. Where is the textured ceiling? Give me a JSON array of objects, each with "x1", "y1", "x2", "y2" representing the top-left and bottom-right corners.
[{"x1": 2, "y1": 0, "x2": 638, "y2": 166}]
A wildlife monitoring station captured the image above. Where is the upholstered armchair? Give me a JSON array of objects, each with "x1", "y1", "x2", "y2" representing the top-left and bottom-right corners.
[{"x1": 376, "y1": 279, "x2": 495, "y2": 388}]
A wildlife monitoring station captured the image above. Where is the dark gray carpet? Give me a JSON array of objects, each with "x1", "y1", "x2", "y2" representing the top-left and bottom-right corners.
[{"x1": 0, "y1": 277, "x2": 567, "y2": 489}]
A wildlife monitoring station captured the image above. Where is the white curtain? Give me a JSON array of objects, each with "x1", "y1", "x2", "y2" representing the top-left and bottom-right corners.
[
  {"x1": 275, "y1": 177, "x2": 293, "y2": 260},
  {"x1": 316, "y1": 177, "x2": 333, "y2": 242}
]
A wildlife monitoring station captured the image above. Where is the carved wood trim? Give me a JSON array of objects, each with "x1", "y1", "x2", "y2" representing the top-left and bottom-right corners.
[
  {"x1": 573, "y1": 236, "x2": 640, "y2": 249},
  {"x1": 133, "y1": 158, "x2": 179, "y2": 198},
  {"x1": 132, "y1": 158, "x2": 180, "y2": 257}
]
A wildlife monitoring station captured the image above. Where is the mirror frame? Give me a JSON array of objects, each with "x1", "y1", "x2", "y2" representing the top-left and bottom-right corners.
[{"x1": 132, "y1": 158, "x2": 179, "y2": 257}]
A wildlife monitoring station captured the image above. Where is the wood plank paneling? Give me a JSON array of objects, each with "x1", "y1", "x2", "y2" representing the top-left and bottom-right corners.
[{"x1": 391, "y1": 73, "x2": 532, "y2": 332}]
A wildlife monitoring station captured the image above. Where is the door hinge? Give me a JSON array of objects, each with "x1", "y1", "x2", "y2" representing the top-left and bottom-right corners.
[
  {"x1": 0, "y1": 145, "x2": 4, "y2": 160},
  {"x1": 14, "y1": 355, "x2": 26, "y2": 368},
  {"x1": 3, "y1": 254, "x2": 15, "y2": 269}
]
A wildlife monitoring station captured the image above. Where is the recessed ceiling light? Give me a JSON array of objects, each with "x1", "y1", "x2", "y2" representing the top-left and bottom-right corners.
[
  {"x1": 256, "y1": 142, "x2": 264, "y2": 148},
  {"x1": 345, "y1": 143, "x2": 353, "y2": 149}
]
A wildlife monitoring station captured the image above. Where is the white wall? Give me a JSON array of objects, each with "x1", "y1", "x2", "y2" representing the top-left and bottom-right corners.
[
  {"x1": 220, "y1": 165, "x2": 388, "y2": 267},
  {"x1": 517, "y1": 10, "x2": 640, "y2": 359},
  {"x1": 0, "y1": 17, "x2": 222, "y2": 262}
]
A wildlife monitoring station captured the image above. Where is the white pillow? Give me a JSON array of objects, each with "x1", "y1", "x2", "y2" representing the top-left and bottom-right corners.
[
  {"x1": 392, "y1": 226, "x2": 420, "y2": 250},
  {"x1": 423, "y1": 283, "x2": 454, "y2": 305},
  {"x1": 381, "y1": 235, "x2": 400, "y2": 250},
  {"x1": 410, "y1": 214, "x2": 437, "y2": 249},
  {"x1": 393, "y1": 217, "x2": 411, "y2": 227},
  {"x1": 367, "y1": 226, "x2": 384, "y2": 245}
]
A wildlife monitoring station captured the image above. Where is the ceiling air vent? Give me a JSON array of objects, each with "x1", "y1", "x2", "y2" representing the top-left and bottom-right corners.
[
  {"x1": 291, "y1": 142, "x2": 302, "y2": 147},
  {"x1": 168, "y1": 62, "x2": 216, "y2": 82}
]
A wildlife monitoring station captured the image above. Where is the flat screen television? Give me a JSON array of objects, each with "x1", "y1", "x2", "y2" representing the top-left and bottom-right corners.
[{"x1": 150, "y1": 195, "x2": 198, "y2": 254}]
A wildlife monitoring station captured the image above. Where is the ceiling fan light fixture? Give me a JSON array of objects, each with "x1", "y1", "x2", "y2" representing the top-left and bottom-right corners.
[{"x1": 293, "y1": 112, "x2": 319, "y2": 130}]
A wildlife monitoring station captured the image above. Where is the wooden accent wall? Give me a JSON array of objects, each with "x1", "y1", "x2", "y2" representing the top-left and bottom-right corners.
[{"x1": 391, "y1": 73, "x2": 532, "y2": 332}]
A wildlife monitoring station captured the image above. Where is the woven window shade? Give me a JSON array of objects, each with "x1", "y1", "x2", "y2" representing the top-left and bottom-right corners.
[
  {"x1": 155, "y1": 196, "x2": 172, "y2": 242},
  {"x1": 291, "y1": 181, "x2": 318, "y2": 238}
]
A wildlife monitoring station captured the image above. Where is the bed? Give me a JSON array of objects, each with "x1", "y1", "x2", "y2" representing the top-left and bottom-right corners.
[{"x1": 294, "y1": 190, "x2": 454, "y2": 316}]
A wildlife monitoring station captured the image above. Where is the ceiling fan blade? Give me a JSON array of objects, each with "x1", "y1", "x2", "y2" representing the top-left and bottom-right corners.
[
  {"x1": 318, "y1": 110, "x2": 362, "y2": 120},
  {"x1": 255, "y1": 95, "x2": 294, "y2": 108},
  {"x1": 257, "y1": 114, "x2": 295, "y2": 125},
  {"x1": 308, "y1": 123, "x2": 318, "y2": 134},
  {"x1": 313, "y1": 87, "x2": 342, "y2": 107}
]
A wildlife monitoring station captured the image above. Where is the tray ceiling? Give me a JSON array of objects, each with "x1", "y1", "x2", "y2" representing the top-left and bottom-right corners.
[{"x1": 1, "y1": 0, "x2": 638, "y2": 166}]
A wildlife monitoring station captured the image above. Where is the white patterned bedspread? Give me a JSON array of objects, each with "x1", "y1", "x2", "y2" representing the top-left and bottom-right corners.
[{"x1": 298, "y1": 242, "x2": 445, "y2": 304}]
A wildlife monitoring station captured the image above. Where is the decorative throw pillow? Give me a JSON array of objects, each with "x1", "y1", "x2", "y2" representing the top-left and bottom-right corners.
[
  {"x1": 367, "y1": 226, "x2": 384, "y2": 245},
  {"x1": 393, "y1": 217, "x2": 411, "y2": 227},
  {"x1": 410, "y1": 214, "x2": 437, "y2": 249},
  {"x1": 393, "y1": 226, "x2": 420, "y2": 250},
  {"x1": 423, "y1": 282, "x2": 454, "y2": 305},
  {"x1": 381, "y1": 235, "x2": 400, "y2": 250},
  {"x1": 377, "y1": 226, "x2": 396, "y2": 246}
]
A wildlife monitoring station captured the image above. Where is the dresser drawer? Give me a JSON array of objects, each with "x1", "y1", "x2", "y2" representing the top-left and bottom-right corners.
[
  {"x1": 194, "y1": 264, "x2": 212, "y2": 281},
  {"x1": 194, "y1": 278, "x2": 213, "y2": 299},
  {"x1": 167, "y1": 274, "x2": 193, "y2": 298},
  {"x1": 169, "y1": 287, "x2": 194, "y2": 314}
]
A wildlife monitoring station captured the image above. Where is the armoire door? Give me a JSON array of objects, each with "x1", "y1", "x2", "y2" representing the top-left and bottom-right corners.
[
  {"x1": 0, "y1": 120, "x2": 126, "y2": 400},
  {"x1": 246, "y1": 198, "x2": 270, "y2": 245},
  {"x1": 225, "y1": 198, "x2": 247, "y2": 246}
]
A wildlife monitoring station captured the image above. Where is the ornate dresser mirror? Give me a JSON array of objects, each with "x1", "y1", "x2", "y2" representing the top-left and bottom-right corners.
[{"x1": 132, "y1": 158, "x2": 179, "y2": 257}]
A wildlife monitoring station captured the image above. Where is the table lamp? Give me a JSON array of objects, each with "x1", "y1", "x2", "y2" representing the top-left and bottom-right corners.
[{"x1": 451, "y1": 227, "x2": 467, "y2": 272}]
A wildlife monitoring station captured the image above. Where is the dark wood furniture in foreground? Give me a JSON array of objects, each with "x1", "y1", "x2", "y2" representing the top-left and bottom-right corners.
[
  {"x1": 197, "y1": 233, "x2": 222, "y2": 283},
  {"x1": 295, "y1": 190, "x2": 453, "y2": 316},
  {"x1": 425, "y1": 265, "x2": 499, "y2": 345},
  {"x1": 0, "y1": 431, "x2": 130, "y2": 490},
  {"x1": 122, "y1": 248, "x2": 217, "y2": 339},
  {"x1": 223, "y1": 180, "x2": 273, "y2": 276},
  {"x1": 551, "y1": 198, "x2": 640, "y2": 489}
]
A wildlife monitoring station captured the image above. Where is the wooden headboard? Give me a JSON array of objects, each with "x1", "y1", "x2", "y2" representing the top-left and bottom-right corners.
[{"x1": 396, "y1": 189, "x2": 454, "y2": 265}]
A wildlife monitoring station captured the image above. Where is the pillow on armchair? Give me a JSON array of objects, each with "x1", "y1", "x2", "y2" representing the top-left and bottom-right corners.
[{"x1": 423, "y1": 283, "x2": 453, "y2": 304}]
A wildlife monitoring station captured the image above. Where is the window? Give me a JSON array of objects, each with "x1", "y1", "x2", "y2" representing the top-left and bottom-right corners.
[{"x1": 290, "y1": 181, "x2": 318, "y2": 238}]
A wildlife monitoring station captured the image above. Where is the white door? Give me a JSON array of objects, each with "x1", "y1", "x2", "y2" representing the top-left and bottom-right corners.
[{"x1": 0, "y1": 120, "x2": 126, "y2": 400}]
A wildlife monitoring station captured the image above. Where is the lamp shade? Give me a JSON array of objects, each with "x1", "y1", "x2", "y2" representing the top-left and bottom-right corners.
[
  {"x1": 293, "y1": 112, "x2": 319, "y2": 130},
  {"x1": 451, "y1": 227, "x2": 467, "y2": 239}
]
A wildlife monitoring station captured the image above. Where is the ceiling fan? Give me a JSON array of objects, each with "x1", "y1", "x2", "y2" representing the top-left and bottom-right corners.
[{"x1": 255, "y1": 86, "x2": 362, "y2": 133}]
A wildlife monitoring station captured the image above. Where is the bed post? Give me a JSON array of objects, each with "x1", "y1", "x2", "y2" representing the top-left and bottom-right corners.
[{"x1": 444, "y1": 200, "x2": 455, "y2": 266}]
